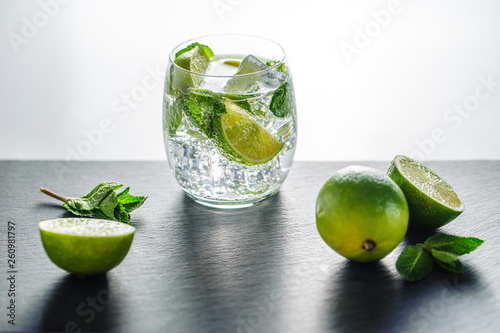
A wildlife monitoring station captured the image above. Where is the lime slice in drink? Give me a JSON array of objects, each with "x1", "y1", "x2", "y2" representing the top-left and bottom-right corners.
[
  {"x1": 39, "y1": 218, "x2": 135, "y2": 278},
  {"x1": 172, "y1": 45, "x2": 210, "y2": 89},
  {"x1": 213, "y1": 101, "x2": 283, "y2": 165},
  {"x1": 387, "y1": 155, "x2": 465, "y2": 230}
]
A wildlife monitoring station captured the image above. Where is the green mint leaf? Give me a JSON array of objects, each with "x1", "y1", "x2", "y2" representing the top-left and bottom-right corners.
[
  {"x1": 265, "y1": 60, "x2": 288, "y2": 74},
  {"x1": 396, "y1": 245, "x2": 434, "y2": 282},
  {"x1": 224, "y1": 93, "x2": 269, "y2": 118},
  {"x1": 117, "y1": 186, "x2": 130, "y2": 197},
  {"x1": 63, "y1": 198, "x2": 93, "y2": 213},
  {"x1": 64, "y1": 181, "x2": 122, "y2": 212},
  {"x1": 223, "y1": 93, "x2": 253, "y2": 111},
  {"x1": 81, "y1": 181, "x2": 122, "y2": 201},
  {"x1": 117, "y1": 187, "x2": 147, "y2": 214},
  {"x1": 434, "y1": 256, "x2": 464, "y2": 274},
  {"x1": 431, "y1": 249, "x2": 458, "y2": 264},
  {"x1": 425, "y1": 233, "x2": 484, "y2": 255},
  {"x1": 88, "y1": 208, "x2": 110, "y2": 220},
  {"x1": 270, "y1": 81, "x2": 295, "y2": 118},
  {"x1": 188, "y1": 89, "x2": 226, "y2": 114},
  {"x1": 96, "y1": 191, "x2": 119, "y2": 220},
  {"x1": 184, "y1": 89, "x2": 226, "y2": 137},
  {"x1": 164, "y1": 91, "x2": 184, "y2": 136},
  {"x1": 175, "y1": 42, "x2": 214, "y2": 59},
  {"x1": 114, "y1": 203, "x2": 130, "y2": 224},
  {"x1": 63, "y1": 202, "x2": 90, "y2": 217}
]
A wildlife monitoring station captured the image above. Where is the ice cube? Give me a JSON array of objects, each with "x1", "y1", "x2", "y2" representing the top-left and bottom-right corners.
[
  {"x1": 224, "y1": 55, "x2": 287, "y2": 93},
  {"x1": 236, "y1": 55, "x2": 270, "y2": 74}
]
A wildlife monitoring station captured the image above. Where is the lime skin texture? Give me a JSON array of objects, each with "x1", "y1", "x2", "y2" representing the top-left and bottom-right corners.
[{"x1": 316, "y1": 166, "x2": 409, "y2": 263}]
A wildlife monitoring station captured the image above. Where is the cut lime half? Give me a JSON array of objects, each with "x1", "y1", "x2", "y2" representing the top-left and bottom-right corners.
[
  {"x1": 387, "y1": 155, "x2": 465, "y2": 230},
  {"x1": 39, "y1": 218, "x2": 135, "y2": 278},
  {"x1": 213, "y1": 101, "x2": 283, "y2": 165}
]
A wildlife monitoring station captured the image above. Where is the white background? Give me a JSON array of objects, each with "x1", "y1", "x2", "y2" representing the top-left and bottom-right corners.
[{"x1": 1, "y1": 0, "x2": 499, "y2": 161}]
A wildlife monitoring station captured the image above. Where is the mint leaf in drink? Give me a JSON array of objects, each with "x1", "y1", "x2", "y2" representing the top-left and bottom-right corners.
[
  {"x1": 175, "y1": 42, "x2": 214, "y2": 59},
  {"x1": 270, "y1": 81, "x2": 295, "y2": 118},
  {"x1": 223, "y1": 93, "x2": 253, "y2": 112},
  {"x1": 164, "y1": 92, "x2": 184, "y2": 136},
  {"x1": 424, "y1": 233, "x2": 484, "y2": 255},
  {"x1": 265, "y1": 60, "x2": 288, "y2": 74},
  {"x1": 40, "y1": 183, "x2": 147, "y2": 223},
  {"x1": 184, "y1": 88, "x2": 226, "y2": 137},
  {"x1": 396, "y1": 245, "x2": 434, "y2": 282},
  {"x1": 186, "y1": 89, "x2": 226, "y2": 114}
]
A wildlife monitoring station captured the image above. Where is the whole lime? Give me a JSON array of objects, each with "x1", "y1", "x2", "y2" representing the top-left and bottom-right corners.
[
  {"x1": 316, "y1": 166, "x2": 409, "y2": 262},
  {"x1": 39, "y1": 218, "x2": 135, "y2": 278}
]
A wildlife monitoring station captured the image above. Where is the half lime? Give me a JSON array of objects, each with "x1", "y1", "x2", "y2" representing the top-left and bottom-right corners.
[
  {"x1": 39, "y1": 218, "x2": 135, "y2": 278},
  {"x1": 387, "y1": 155, "x2": 465, "y2": 230}
]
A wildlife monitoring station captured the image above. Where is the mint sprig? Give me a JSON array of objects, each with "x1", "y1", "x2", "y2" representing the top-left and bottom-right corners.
[
  {"x1": 40, "y1": 182, "x2": 147, "y2": 223},
  {"x1": 175, "y1": 42, "x2": 214, "y2": 59},
  {"x1": 396, "y1": 233, "x2": 483, "y2": 281}
]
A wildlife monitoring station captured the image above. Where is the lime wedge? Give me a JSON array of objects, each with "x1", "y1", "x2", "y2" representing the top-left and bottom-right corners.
[
  {"x1": 39, "y1": 218, "x2": 135, "y2": 278},
  {"x1": 387, "y1": 155, "x2": 465, "y2": 230},
  {"x1": 213, "y1": 101, "x2": 283, "y2": 165},
  {"x1": 172, "y1": 46, "x2": 210, "y2": 89}
]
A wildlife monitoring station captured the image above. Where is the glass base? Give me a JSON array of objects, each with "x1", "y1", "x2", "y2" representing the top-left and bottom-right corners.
[{"x1": 186, "y1": 189, "x2": 279, "y2": 209}]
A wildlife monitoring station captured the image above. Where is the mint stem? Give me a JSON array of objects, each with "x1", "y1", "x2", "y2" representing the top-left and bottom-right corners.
[{"x1": 40, "y1": 187, "x2": 67, "y2": 202}]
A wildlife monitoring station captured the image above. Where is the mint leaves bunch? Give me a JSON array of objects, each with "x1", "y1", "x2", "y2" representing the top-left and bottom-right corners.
[
  {"x1": 396, "y1": 233, "x2": 484, "y2": 281},
  {"x1": 40, "y1": 182, "x2": 147, "y2": 223}
]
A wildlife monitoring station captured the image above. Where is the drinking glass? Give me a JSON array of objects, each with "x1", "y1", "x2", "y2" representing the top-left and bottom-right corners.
[{"x1": 163, "y1": 34, "x2": 297, "y2": 208}]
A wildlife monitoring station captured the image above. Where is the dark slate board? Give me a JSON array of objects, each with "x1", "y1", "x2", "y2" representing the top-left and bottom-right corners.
[{"x1": 0, "y1": 161, "x2": 499, "y2": 333}]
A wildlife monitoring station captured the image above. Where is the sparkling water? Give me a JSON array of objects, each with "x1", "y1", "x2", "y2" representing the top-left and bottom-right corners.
[{"x1": 163, "y1": 54, "x2": 297, "y2": 207}]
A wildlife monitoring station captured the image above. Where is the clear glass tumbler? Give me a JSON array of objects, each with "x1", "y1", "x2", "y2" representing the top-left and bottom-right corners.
[{"x1": 163, "y1": 34, "x2": 297, "y2": 208}]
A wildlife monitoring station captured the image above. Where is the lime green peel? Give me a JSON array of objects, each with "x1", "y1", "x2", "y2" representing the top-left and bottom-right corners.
[{"x1": 39, "y1": 218, "x2": 135, "y2": 278}]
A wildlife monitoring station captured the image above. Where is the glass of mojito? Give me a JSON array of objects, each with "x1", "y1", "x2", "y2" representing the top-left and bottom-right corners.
[{"x1": 163, "y1": 34, "x2": 297, "y2": 208}]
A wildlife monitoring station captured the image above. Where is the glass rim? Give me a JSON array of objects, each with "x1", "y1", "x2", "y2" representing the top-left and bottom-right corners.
[{"x1": 168, "y1": 33, "x2": 287, "y2": 79}]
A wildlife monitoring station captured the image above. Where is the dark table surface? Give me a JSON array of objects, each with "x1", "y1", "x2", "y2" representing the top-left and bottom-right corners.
[{"x1": 0, "y1": 160, "x2": 499, "y2": 333}]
